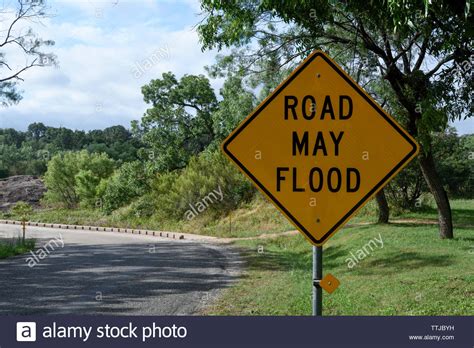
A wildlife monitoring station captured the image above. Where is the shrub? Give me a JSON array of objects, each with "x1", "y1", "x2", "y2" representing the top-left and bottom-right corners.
[
  {"x1": 385, "y1": 161, "x2": 426, "y2": 210},
  {"x1": 125, "y1": 194, "x2": 157, "y2": 219},
  {"x1": 154, "y1": 150, "x2": 255, "y2": 220},
  {"x1": 100, "y1": 161, "x2": 154, "y2": 214},
  {"x1": 44, "y1": 151, "x2": 114, "y2": 208}
]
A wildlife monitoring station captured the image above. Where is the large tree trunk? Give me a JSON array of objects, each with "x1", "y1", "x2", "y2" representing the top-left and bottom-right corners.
[
  {"x1": 375, "y1": 189, "x2": 389, "y2": 223},
  {"x1": 383, "y1": 61, "x2": 453, "y2": 239},
  {"x1": 418, "y1": 150, "x2": 453, "y2": 239}
]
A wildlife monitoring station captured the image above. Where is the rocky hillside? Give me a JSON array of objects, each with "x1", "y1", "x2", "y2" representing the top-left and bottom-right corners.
[{"x1": 0, "y1": 176, "x2": 46, "y2": 212}]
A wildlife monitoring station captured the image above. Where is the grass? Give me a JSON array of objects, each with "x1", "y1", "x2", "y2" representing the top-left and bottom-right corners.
[
  {"x1": 199, "y1": 197, "x2": 474, "y2": 315},
  {"x1": 202, "y1": 223, "x2": 474, "y2": 315},
  {"x1": 395, "y1": 199, "x2": 474, "y2": 226},
  {"x1": 1, "y1": 194, "x2": 295, "y2": 238},
  {"x1": 3, "y1": 196, "x2": 472, "y2": 238},
  {"x1": 0, "y1": 238, "x2": 36, "y2": 259}
]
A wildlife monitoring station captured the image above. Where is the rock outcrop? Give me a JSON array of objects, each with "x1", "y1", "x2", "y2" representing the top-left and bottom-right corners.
[{"x1": 0, "y1": 175, "x2": 46, "y2": 211}]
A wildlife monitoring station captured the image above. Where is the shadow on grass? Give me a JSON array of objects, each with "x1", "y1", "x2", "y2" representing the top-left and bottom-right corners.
[
  {"x1": 383, "y1": 222, "x2": 473, "y2": 238},
  {"x1": 355, "y1": 251, "x2": 454, "y2": 276},
  {"x1": 405, "y1": 205, "x2": 474, "y2": 226},
  {"x1": 240, "y1": 244, "x2": 349, "y2": 273}
]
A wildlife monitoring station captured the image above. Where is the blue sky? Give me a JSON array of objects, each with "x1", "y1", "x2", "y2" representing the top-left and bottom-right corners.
[
  {"x1": 1, "y1": 0, "x2": 473, "y2": 135},
  {"x1": 1, "y1": 0, "x2": 224, "y2": 131}
]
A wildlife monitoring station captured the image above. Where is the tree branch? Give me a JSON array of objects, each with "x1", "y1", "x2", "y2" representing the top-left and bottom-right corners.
[
  {"x1": 426, "y1": 54, "x2": 455, "y2": 78},
  {"x1": 413, "y1": 34, "x2": 430, "y2": 71},
  {"x1": 0, "y1": 59, "x2": 40, "y2": 82}
]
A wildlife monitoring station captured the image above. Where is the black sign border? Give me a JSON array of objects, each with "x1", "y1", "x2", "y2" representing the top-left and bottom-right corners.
[{"x1": 222, "y1": 51, "x2": 419, "y2": 245}]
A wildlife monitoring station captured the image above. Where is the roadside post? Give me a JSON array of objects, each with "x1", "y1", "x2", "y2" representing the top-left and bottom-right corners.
[
  {"x1": 313, "y1": 246, "x2": 322, "y2": 316},
  {"x1": 221, "y1": 50, "x2": 419, "y2": 316}
]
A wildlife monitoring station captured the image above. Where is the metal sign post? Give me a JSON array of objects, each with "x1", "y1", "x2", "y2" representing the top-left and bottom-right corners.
[{"x1": 312, "y1": 246, "x2": 323, "y2": 316}]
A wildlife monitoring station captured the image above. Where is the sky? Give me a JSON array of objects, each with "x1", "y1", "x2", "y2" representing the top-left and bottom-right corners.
[
  {"x1": 0, "y1": 0, "x2": 224, "y2": 131},
  {"x1": 0, "y1": 0, "x2": 473, "y2": 134}
]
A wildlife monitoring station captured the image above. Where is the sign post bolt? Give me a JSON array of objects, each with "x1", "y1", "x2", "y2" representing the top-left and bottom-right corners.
[{"x1": 313, "y1": 245, "x2": 323, "y2": 316}]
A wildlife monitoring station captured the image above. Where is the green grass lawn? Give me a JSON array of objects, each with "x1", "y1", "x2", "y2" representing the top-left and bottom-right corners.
[
  {"x1": 203, "y1": 222, "x2": 473, "y2": 315},
  {"x1": 200, "y1": 198, "x2": 473, "y2": 315},
  {"x1": 395, "y1": 199, "x2": 474, "y2": 226},
  {"x1": 0, "y1": 239, "x2": 35, "y2": 259}
]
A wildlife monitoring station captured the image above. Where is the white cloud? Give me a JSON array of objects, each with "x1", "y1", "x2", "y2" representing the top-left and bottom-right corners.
[{"x1": 0, "y1": 1, "x2": 222, "y2": 130}]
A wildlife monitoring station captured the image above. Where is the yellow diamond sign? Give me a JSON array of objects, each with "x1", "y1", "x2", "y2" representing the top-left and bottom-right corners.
[{"x1": 222, "y1": 50, "x2": 419, "y2": 246}]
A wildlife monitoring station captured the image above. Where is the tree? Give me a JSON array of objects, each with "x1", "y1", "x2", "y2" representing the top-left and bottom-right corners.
[
  {"x1": 102, "y1": 125, "x2": 130, "y2": 145},
  {"x1": 432, "y1": 128, "x2": 473, "y2": 197},
  {"x1": 134, "y1": 72, "x2": 218, "y2": 171},
  {"x1": 0, "y1": 123, "x2": 141, "y2": 177},
  {"x1": 0, "y1": 0, "x2": 56, "y2": 106},
  {"x1": 99, "y1": 161, "x2": 154, "y2": 214},
  {"x1": 198, "y1": 0, "x2": 473, "y2": 239},
  {"x1": 208, "y1": 74, "x2": 256, "y2": 144},
  {"x1": 27, "y1": 122, "x2": 47, "y2": 141},
  {"x1": 385, "y1": 161, "x2": 425, "y2": 210},
  {"x1": 11, "y1": 201, "x2": 32, "y2": 244},
  {"x1": 43, "y1": 151, "x2": 115, "y2": 208},
  {"x1": 375, "y1": 191, "x2": 389, "y2": 223}
]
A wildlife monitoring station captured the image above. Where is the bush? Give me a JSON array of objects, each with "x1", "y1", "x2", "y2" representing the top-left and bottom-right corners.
[
  {"x1": 153, "y1": 150, "x2": 255, "y2": 220},
  {"x1": 44, "y1": 151, "x2": 115, "y2": 208},
  {"x1": 100, "y1": 161, "x2": 154, "y2": 214},
  {"x1": 433, "y1": 131, "x2": 473, "y2": 197},
  {"x1": 385, "y1": 161, "x2": 425, "y2": 210},
  {"x1": 123, "y1": 194, "x2": 157, "y2": 219}
]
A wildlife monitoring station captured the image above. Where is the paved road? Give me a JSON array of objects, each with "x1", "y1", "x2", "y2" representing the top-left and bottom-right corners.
[{"x1": 0, "y1": 223, "x2": 241, "y2": 315}]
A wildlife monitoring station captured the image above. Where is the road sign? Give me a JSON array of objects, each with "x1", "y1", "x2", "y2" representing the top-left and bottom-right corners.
[
  {"x1": 222, "y1": 50, "x2": 419, "y2": 246},
  {"x1": 319, "y1": 273, "x2": 340, "y2": 294}
]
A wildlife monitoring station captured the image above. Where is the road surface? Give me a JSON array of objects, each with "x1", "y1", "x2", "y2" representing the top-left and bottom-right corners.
[{"x1": 0, "y1": 223, "x2": 241, "y2": 315}]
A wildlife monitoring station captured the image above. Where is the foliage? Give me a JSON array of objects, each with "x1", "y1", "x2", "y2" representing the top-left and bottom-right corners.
[
  {"x1": 198, "y1": 0, "x2": 472, "y2": 141},
  {"x1": 433, "y1": 130, "x2": 473, "y2": 197},
  {"x1": 99, "y1": 161, "x2": 154, "y2": 214},
  {"x1": 10, "y1": 201, "x2": 33, "y2": 222},
  {"x1": 208, "y1": 75, "x2": 256, "y2": 144},
  {"x1": 0, "y1": 238, "x2": 35, "y2": 259},
  {"x1": 386, "y1": 128, "x2": 472, "y2": 209},
  {"x1": 0, "y1": 123, "x2": 141, "y2": 178},
  {"x1": 153, "y1": 150, "x2": 255, "y2": 219},
  {"x1": 385, "y1": 162, "x2": 425, "y2": 211},
  {"x1": 134, "y1": 72, "x2": 218, "y2": 171},
  {"x1": 43, "y1": 151, "x2": 115, "y2": 208}
]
